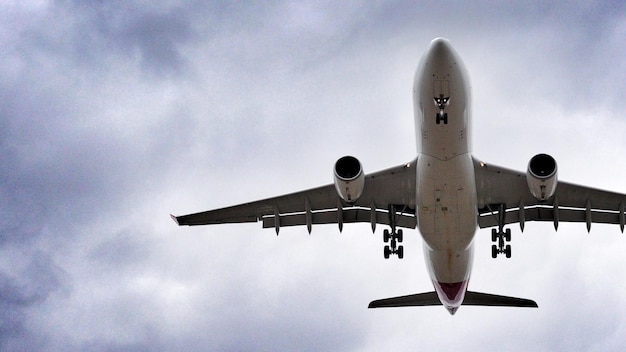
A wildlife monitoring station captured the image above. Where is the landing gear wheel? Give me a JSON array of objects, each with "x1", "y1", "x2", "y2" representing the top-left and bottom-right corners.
[
  {"x1": 382, "y1": 206, "x2": 407, "y2": 259},
  {"x1": 504, "y1": 229, "x2": 511, "y2": 242},
  {"x1": 505, "y1": 245, "x2": 512, "y2": 258},
  {"x1": 491, "y1": 244, "x2": 498, "y2": 259},
  {"x1": 491, "y1": 229, "x2": 498, "y2": 242},
  {"x1": 436, "y1": 112, "x2": 448, "y2": 124},
  {"x1": 384, "y1": 246, "x2": 391, "y2": 259}
]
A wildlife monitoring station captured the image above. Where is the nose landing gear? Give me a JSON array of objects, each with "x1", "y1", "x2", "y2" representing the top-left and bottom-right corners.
[
  {"x1": 434, "y1": 94, "x2": 450, "y2": 125},
  {"x1": 436, "y1": 112, "x2": 448, "y2": 125}
]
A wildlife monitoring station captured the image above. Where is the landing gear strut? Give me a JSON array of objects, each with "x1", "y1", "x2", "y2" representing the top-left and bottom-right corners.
[
  {"x1": 491, "y1": 204, "x2": 512, "y2": 258},
  {"x1": 383, "y1": 205, "x2": 404, "y2": 259}
]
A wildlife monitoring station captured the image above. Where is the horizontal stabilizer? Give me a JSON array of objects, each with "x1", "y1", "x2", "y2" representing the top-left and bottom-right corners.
[
  {"x1": 368, "y1": 291, "x2": 537, "y2": 308},
  {"x1": 368, "y1": 291, "x2": 441, "y2": 308},
  {"x1": 463, "y1": 291, "x2": 538, "y2": 307}
]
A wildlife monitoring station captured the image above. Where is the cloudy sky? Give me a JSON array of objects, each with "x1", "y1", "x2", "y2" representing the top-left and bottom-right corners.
[{"x1": 1, "y1": 1, "x2": 626, "y2": 351}]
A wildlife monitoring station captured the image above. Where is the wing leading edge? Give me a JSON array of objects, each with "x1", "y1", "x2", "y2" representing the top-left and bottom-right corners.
[{"x1": 172, "y1": 160, "x2": 418, "y2": 234}]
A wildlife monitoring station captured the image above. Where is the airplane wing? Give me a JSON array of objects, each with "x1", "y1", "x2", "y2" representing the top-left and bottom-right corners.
[
  {"x1": 474, "y1": 157, "x2": 626, "y2": 232},
  {"x1": 171, "y1": 159, "x2": 417, "y2": 234}
]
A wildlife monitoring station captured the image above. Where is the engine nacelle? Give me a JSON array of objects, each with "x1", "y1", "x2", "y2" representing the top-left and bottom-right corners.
[
  {"x1": 527, "y1": 153, "x2": 558, "y2": 201},
  {"x1": 334, "y1": 156, "x2": 365, "y2": 203}
]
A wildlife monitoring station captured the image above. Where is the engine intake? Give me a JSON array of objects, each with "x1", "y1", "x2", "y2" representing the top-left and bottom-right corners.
[
  {"x1": 334, "y1": 156, "x2": 365, "y2": 203},
  {"x1": 527, "y1": 153, "x2": 558, "y2": 201}
]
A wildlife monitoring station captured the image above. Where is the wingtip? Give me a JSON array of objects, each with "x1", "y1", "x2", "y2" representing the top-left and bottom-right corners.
[{"x1": 170, "y1": 214, "x2": 180, "y2": 226}]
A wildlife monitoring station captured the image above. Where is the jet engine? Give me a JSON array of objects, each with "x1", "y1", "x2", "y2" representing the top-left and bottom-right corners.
[
  {"x1": 334, "y1": 156, "x2": 365, "y2": 203},
  {"x1": 526, "y1": 153, "x2": 558, "y2": 201}
]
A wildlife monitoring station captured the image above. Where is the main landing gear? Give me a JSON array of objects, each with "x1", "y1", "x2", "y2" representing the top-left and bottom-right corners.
[
  {"x1": 491, "y1": 204, "x2": 512, "y2": 258},
  {"x1": 492, "y1": 228, "x2": 512, "y2": 258},
  {"x1": 383, "y1": 205, "x2": 404, "y2": 259},
  {"x1": 383, "y1": 229, "x2": 404, "y2": 259}
]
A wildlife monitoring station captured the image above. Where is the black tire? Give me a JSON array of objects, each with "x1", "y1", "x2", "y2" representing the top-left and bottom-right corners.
[
  {"x1": 491, "y1": 244, "x2": 498, "y2": 258},
  {"x1": 505, "y1": 245, "x2": 512, "y2": 258},
  {"x1": 383, "y1": 229, "x2": 390, "y2": 242},
  {"x1": 384, "y1": 246, "x2": 391, "y2": 259},
  {"x1": 491, "y1": 229, "x2": 498, "y2": 242},
  {"x1": 397, "y1": 229, "x2": 403, "y2": 242},
  {"x1": 505, "y1": 228, "x2": 511, "y2": 242},
  {"x1": 398, "y1": 245, "x2": 404, "y2": 259}
]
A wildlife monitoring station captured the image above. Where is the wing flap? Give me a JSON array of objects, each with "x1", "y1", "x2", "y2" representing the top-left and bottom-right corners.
[
  {"x1": 262, "y1": 208, "x2": 417, "y2": 229},
  {"x1": 478, "y1": 206, "x2": 622, "y2": 228}
]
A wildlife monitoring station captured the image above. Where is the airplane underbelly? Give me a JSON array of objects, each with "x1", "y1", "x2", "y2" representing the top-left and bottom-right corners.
[
  {"x1": 424, "y1": 244, "x2": 474, "y2": 284},
  {"x1": 417, "y1": 154, "x2": 477, "y2": 250},
  {"x1": 417, "y1": 153, "x2": 477, "y2": 284}
]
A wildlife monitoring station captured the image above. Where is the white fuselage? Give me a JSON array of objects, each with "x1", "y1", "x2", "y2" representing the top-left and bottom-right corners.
[{"x1": 413, "y1": 38, "x2": 477, "y2": 313}]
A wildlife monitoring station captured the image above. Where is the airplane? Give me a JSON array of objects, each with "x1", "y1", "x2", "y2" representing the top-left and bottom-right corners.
[{"x1": 171, "y1": 38, "x2": 626, "y2": 315}]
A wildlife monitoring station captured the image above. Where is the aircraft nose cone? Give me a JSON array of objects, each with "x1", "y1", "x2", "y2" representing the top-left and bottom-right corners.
[
  {"x1": 430, "y1": 37, "x2": 452, "y2": 48},
  {"x1": 428, "y1": 37, "x2": 453, "y2": 55},
  {"x1": 421, "y1": 37, "x2": 459, "y2": 71}
]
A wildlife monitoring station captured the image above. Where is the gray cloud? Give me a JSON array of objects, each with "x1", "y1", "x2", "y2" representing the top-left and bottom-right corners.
[{"x1": 0, "y1": 0, "x2": 625, "y2": 351}]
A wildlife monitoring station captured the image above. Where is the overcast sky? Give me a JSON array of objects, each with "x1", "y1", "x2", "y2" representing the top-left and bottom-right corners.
[{"x1": 1, "y1": 1, "x2": 626, "y2": 351}]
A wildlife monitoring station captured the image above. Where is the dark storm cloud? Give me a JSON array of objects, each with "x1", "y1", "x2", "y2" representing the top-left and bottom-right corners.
[
  {"x1": 0, "y1": 250, "x2": 66, "y2": 351},
  {"x1": 0, "y1": 2, "x2": 203, "y2": 349}
]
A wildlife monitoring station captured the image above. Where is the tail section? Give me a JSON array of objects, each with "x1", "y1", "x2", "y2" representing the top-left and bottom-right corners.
[{"x1": 368, "y1": 291, "x2": 537, "y2": 310}]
